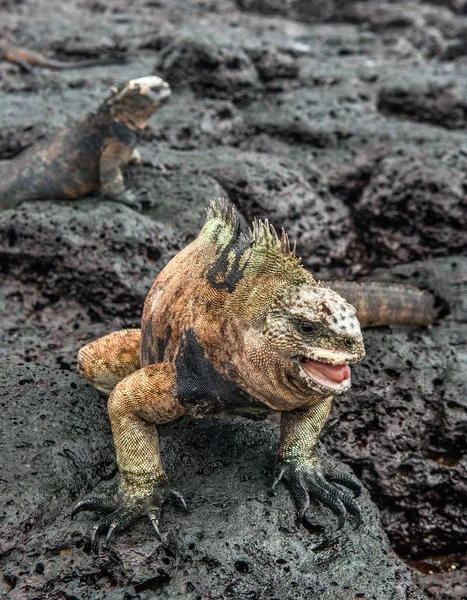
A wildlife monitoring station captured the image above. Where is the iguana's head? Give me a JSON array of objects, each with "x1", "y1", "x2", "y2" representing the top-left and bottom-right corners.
[
  {"x1": 108, "y1": 76, "x2": 171, "y2": 129},
  {"x1": 201, "y1": 200, "x2": 365, "y2": 410},
  {"x1": 261, "y1": 282, "x2": 364, "y2": 395}
]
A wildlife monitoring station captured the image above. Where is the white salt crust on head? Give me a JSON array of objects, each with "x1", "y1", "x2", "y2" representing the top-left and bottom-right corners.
[
  {"x1": 291, "y1": 285, "x2": 362, "y2": 338},
  {"x1": 127, "y1": 76, "x2": 171, "y2": 94}
]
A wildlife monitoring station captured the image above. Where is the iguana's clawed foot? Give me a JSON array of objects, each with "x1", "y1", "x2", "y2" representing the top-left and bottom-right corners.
[
  {"x1": 72, "y1": 487, "x2": 187, "y2": 551},
  {"x1": 273, "y1": 458, "x2": 362, "y2": 530}
]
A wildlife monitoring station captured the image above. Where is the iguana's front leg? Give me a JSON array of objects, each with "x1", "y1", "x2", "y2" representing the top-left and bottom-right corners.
[
  {"x1": 275, "y1": 397, "x2": 362, "y2": 529},
  {"x1": 99, "y1": 129, "x2": 140, "y2": 207},
  {"x1": 72, "y1": 362, "x2": 187, "y2": 549}
]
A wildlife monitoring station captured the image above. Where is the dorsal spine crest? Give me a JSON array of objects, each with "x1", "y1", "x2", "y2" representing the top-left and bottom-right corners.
[{"x1": 205, "y1": 198, "x2": 304, "y2": 272}]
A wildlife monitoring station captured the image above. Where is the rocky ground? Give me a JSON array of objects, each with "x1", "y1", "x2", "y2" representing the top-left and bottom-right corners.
[{"x1": 0, "y1": 0, "x2": 466, "y2": 598}]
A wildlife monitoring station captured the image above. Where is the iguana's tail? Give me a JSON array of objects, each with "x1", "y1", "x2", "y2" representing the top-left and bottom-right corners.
[{"x1": 322, "y1": 281, "x2": 434, "y2": 327}]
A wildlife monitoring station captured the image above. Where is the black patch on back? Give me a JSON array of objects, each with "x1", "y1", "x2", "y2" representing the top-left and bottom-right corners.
[
  {"x1": 204, "y1": 218, "x2": 251, "y2": 293},
  {"x1": 175, "y1": 329, "x2": 257, "y2": 414}
]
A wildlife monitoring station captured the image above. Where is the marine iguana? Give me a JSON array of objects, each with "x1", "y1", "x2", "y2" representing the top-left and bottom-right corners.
[
  {"x1": 0, "y1": 42, "x2": 126, "y2": 71},
  {"x1": 74, "y1": 199, "x2": 434, "y2": 549},
  {"x1": 0, "y1": 76, "x2": 171, "y2": 210}
]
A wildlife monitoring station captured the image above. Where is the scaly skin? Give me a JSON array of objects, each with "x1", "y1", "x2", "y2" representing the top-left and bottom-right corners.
[
  {"x1": 0, "y1": 76, "x2": 171, "y2": 210},
  {"x1": 75, "y1": 199, "x2": 433, "y2": 549}
]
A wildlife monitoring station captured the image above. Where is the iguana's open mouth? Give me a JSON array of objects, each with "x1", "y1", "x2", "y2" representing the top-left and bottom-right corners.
[{"x1": 298, "y1": 356, "x2": 351, "y2": 392}]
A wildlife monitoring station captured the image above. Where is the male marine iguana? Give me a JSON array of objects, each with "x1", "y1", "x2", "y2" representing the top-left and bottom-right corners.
[
  {"x1": 0, "y1": 76, "x2": 170, "y2": 210},
  {"x1": 74, "y1": 199, "x2": 433, "y2": 549}
]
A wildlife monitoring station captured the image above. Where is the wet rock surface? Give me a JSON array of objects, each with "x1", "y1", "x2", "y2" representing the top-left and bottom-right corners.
[{"x1": 1, "y1": 0, "x2": 467, "y2": 598}]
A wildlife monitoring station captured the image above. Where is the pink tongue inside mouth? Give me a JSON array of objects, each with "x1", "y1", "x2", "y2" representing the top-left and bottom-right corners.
[{"x1": 302, "y1": 359, "x2": 351, "y2": 383}]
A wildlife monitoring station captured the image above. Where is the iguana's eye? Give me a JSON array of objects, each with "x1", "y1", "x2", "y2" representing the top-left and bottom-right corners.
[
  {"x1": 343, "y1": 337, "x2": 354, "y2": 349},
  {"x1": 297, "y1": 321, "x2": 318, "y2": 335}
]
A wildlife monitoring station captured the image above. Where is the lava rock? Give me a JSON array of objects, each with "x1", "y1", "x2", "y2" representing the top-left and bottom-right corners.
[
  {"x1": 0, "y1": 199, "x2": 182, "y2": 319},
  {"x1": 342, "y1": 2, "x2": 421, "y2": 30},
  {"x1": 354, "y1": 154, "x2": 467, "y2": 267},
  {"x1": 155, "y1": 34, "x2": 261, "y2": 103},
  {"x1": 0, "y1": 124, "x2": 44, "y2": 160},
  {"x1": 127, "y1": 168, "x2": 232, "y2": 242},
  {"x1": 236, "y1": 0, "x2": 343, "y2": 22},
  {"x1": 245, "y1": 46, "x2": 300, "y2": 82},
  {"x1": 326, "y1": 257, "x2": 467, "y2": 558},
  {"x1": 0, "y1": 360, "x2": 425, "y2": 600},
  {"x1": 377, "y1": 85, "x2": 467, "y2": 130},
  {"x1": 0, "y1": 358, "x2": 114, "y2": 557},
  {"x1": 150, "y1": 94, "x2": 248, "y2": 150}
]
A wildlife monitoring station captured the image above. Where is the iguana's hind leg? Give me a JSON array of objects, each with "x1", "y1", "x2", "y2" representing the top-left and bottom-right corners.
[
  {"x1": 78, "y1": 329, "x2": 141, "y2": 395},
  {"x1": 72, "y1": 362, "x2": 187, "y2": 549}
]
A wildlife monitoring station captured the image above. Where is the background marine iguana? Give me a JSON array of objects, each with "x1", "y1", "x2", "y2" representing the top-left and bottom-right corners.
[
  {"x1": 0, "y1": 41, "x2": 126, "y2": 71},
  {"x1": 73, "y1": 199, "x2": 433, "y2": 549},
  {"x1": 0, "y1": 75, "x2": 171, "y2": 210}
]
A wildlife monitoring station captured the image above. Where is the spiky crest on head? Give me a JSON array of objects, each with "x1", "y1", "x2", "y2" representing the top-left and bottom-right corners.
[
  {"x1": 251, "y1": 218, "x2": 302, "y2": 267},
  {"x1": 206, "y1": 197, "x2": 238, "y2": 230},
  {"x1": 205, "y1": 199, "x2": 305, "y2": 266},
  {"x1": 202, "y1": 199, "x2": 315, "y2": 321}
]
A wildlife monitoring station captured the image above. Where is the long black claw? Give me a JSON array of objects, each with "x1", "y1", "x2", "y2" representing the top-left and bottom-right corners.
[
  {"x1": 91, "y1": 523, "x2": 101, "y2": 552},
  {"x1": 88, "y1": 511, "x2": 142, "y2": 550},
  {"x1": 279, "y1": 459, "x2": 363, "y2": 531},
  {"x1": 106, "y1": 522, "x2": 118, "y2": 548},
  {"x1": 336, "y1": 511, "x2": 346, "y2": 531},
  {"x1": 306, "y1": 473, "x2": 348, "y2": 530},
  {"x1": 352, "y1": 504, "x2": 362, "y2": 529},
  {"x1": 148, "y1": 510, "x2": 162, "y2": 540},
  {"x1": 297, "y1": 495, "x2": 310, "y2": 524},
  {"x1": 71, "y1": 495, "x2": 118, "y2": 519},
  {"x1": 326, "y1": 467, "x2": 362, "y2": 498},
  {"x1": 170, "y1": 490, "x2": 188, "y2": 512},
  {"x1": 271, "y1": 467, "x2": 286, "y2": 493},
  {"x1": 314, "y1": 471, "x2": 362, "y2": 528}
]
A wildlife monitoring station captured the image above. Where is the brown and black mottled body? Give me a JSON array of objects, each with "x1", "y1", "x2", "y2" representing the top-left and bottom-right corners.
[
  {"x1": 74, "y1": 199, "x2": 434, "y2": 549},
  {"x1": 0, "y1": 76, "x2": 171, "y2": 210},
  {"x1": 0, "y1": 42, "x2": 125, "y2": 72}
]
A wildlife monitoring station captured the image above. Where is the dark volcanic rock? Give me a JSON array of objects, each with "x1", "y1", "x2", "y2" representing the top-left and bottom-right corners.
[
  {"x1": 342, "y1": 2, "x2": 421, "y2": 30},
  {"x1": 0, "y1": 124, "x2": 44, "y2": 160},
  {"x1": 156, "y1": 34, "x2": 261, "y2": 103},
  {"x1": 354, "y1": 154, "x2": 467, "y2": 267},
  {"x1": 0, "y1": 199, "x2": 181, "y2": 319},
  {"x1": 236, "y1": 0, "x2": 342, "y2": 22},
  {"x1": 324, "y1": 144, "x2": 391, "y2": 206},
  {"x1": 377, "y1": 85, "x2": 467, "y2": 130},
  {"x1": 326, "y1": 257, "x2": 467, "y2": 559},
  {"x1": 126, "y1": 168, "x2": 230, "y2": 242},
  {"x1": 149, "y1": 95, "x2": 248, "y2": 150},
  {"x1": 422, "y1": 0, "x2": 467, "y2": 15},
  {"x1": 0, "y1": 360, "x2": 425, "y2": 600},
  {"x1": 410, "y1": 553, "x2": 467, "y2": 600},
  {"x1": 245, "y1": 45, "x2": 300, "y2": 83},
  {"x1": 0, "y1": 358, "x2": 114, "y2": 557}
]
